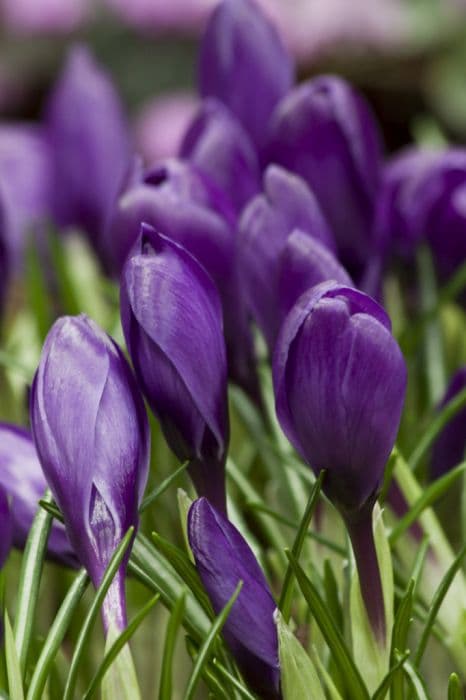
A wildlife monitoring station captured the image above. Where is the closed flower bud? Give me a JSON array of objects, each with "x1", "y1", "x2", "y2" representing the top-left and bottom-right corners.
[
  {"x1": 266, "y1": 76, "x2": 383, "y2": 278},
  {"x1": 30, "y1": 314, "x2": 150, "y2": 632},
  {"x1": 199, "y1": 0, "x2": 294, "y2": 148},
  {"x1": 188, "y1": 497, "x2": 280, "y2": 699},
  {"x1": 121, "y1": 225, "x2": 229, "y2": 514},
  {"x1": 180, "y1": 98, "x2": 261, "y2": 216},
  {"x1": 273, "y1": 282, "x2": 406, "y2": 636},
  {"x1": 431, "y1": 367, "x2": 466, "y2": 480},
  {"x1": 0, "y1": 424, "x2": 77, "y2": 567},
  {"x1": 0, "y1": 488, "x2": 12, "y2": 569},
  {"x1": 238, "y1": 165, "x2": 334, "y2": 348},
  {"x1": 45, "y1": 45, "x2": 130, "y2": 247}
]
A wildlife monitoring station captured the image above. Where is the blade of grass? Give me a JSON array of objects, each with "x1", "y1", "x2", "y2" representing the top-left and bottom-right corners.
[
  {"x1": 212, "y1": 658, "x2": 257, "y2": 700},
  {"x1": 4, "y1": 612, "x2": 24, "y2": 700},
  {"x1": 83, "y1": 594, "x2": 160, "y2": 699},
  {"x1": 27, "y1": 569, "x2": 89, "y2": 700},
  {"x1": 279, "y1": 471, "x2": 324, "y2": 621},
  {"x1": 371, "y1": 650, "x2": 410, "y2": 700},
  {"x1": 63, "y1": 527, "x2": 134, "y2": 700},
  {"x1": 158, "y1": 591, "x2": 186, "y2": 700},
  {"x1": 14, "y1": 491, "x2": 53, "y2": 675},
  {"x1": 447, "y1": 673, "x2": 462, "y2": 700},
  {"x1": 184, "y1": 582, "x2": 242, "y2": 700},
  {"x1": 403, "y1": 659, "x2": 431, "y2": 700},
  {"x1": 140, "y1": 461, "x2": 189, "y2": 513}
]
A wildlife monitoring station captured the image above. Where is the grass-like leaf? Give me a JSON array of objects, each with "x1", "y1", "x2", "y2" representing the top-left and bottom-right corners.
[
  {"x1": 4, "y1": 612, "x2": 24, "y2": 700},
  {"x1": 403, "y1": 659, "x2": 431, "y2": 700},
  {"x1": 63, "y1": 527, "x2": 135, "y2": 700},
  {"x1": 14, "y1": 491, "x2": 53, "y2": 676},
  {"x1": 286, "y1": 551, "x2": 369, "y2": 700},
  {"x1": 279, "y1": 471, "x2": 324, "y2": 621},
  {"x1": 389, "y1": 579, "x2": 414, "y2": 700},
  {"x1": 47, "y1": 229, "x2": 81, "y2": 316},
  {"x1": 212, "y1": 658, "x2": 257, "y2": 700},
  {"x1": 183, "y1": 581, "x2": 242, "y2": 700},
  {"x1": 27, "y1": 569, "x2": 89, "y2": 700},
  {"x1": 447, "y1": 673, "x2": 463, "y2": 699},
  {"x1": 83, "y1": 593, "x2": 160, "y2": 698},
  {"x1": 414, "y1": 543, "x2": 466, "y2": 666},
  {"x1": 371, "y1": 650, "x2": 410, "y2": 700},
  {"x1": 158, "y1": 591, "x2": 186, "y2": 700},
  {"x1": 139, "y1": 461, "x2": 189, "y2": 513},
  {"x1": 389, "y1": 461, "x2": 466, "y2": 544}
]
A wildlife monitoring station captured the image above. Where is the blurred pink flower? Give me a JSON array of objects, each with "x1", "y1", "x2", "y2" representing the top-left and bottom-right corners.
[
  {"x1": 105, "y1": 0, "x2": 216, "y2": 32},
  {"x1": 1, "y1": 0, "x2": 92, "y2": 34},
  {"x1": 133, "y1": 92, "x2": 198, "y2": 165}
]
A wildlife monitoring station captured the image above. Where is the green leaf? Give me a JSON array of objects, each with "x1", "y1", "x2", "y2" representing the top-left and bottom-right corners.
[
  {"x1": 4, "y1": 612, "x2": 24, "y2": 700},
  {"x1": 27, "y1": 569, "x2": 89, "y2": 700},
  {"x1": 177, "y1": 487, "x2": 194, "y2": 560},
  {"x1": 63, "y1": 527, "x2": 135, "y2": 700},
  {"x1": 100, "y1": 630, "x2": 142, "y2": 700},
  {"x1": 139, "y1": 461, "x2": 189, "y2": 513},
  {"x1": 47, "y1": 229, "x2": 81, "y2": 316},
  {"x1": 184, "y1": 582, "x2": 242, "y2": 700},
  {"x1": 414, "y1": 543, "x2": 466, "y2": 667},
  {"x1": 389, "y1": 580, "x2": 414, "y2": 700},
  {"x1": 323, "y1": 560, "x2": 343, "y2": 632},
  {"x1": 185, "y1": 637, "x2": 231, "y2": 700},
  {"x1": 158, "y1": 591, "x2": 186, "y2": 700},
  {"x1": 84, "y1": 594, "x2": 159, "y2": 699},
  {"x1": 211, "y1": 658, "x2": 257, "y2": 700},
  {"x1": 25, "y1": 239, "x2": 53, "y2": 342},
  {"x1": 286, "y1": 551, "x2": 369, "y2": 700},
  {"x1": 151, "y1": 531, "x2": 213, "y2": 618},
  {"x1": 349, "y1": 504, "x2": 393, "y2": 693},
  {"x1": 14, "y1": 490, "x2": 53, "y2": 676},
  {"x1": 279, "y1": 471, "x2": 324, "y2": 622},
  {"x1": 371, "y1": 650, "x2": 410, "y2": 700},
  {"x1": 310, "y1": 646, "x2": 343, "y2": 700},
  {"x1": 447, "y1": 673, "x2": 463, "y2": 700},
  {"x1": 276, "y1": 610, "x2": 325, "y2": 700},
  {"x1": 389, "y1": 461, "x2": 466, "y2": 544},
  {"x1": 402, "y1": 659, "x2": 431, "y2": 700}
]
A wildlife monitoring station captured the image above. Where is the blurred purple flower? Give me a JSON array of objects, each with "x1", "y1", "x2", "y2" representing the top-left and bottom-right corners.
[
  {"x1": 199, "y1": 0, "x2": 294, "y2": 148},
  {"x1": 134, "y1": 92, "x2": 199, "y2": 166},
  {"x1": 45, "y1": 45, "x2": 131, "y2": 254},
  {"x1": 238, "y1": 165, "x2": 335, "y2": 348},
  {"x1": 105, "y1": 0, "x2": 216, "y2": 32},
  {"x1": 180, "y1": 98, "x2": 261, "y2": 216},
  {"x1": 1, "y1": 0, "x2": 92, "y2": 34},
  {"x1": 0, "y1": 424, "x2": 77, "y2": 567},
  {"x1": 121, "y1": 226, "x2": 229, "y2": 514},
  {"x1": 265, "y1": 75, "x2": 383, "y2": 279},
  {"x1": 431, "y1": 367, "x2": 466, "y2": 480},
  {"x1": 30, "y1": 314, "x2": 150, "y2": 632},
  {"x1": 0, "y1": 488, "x2": 12, "y2": 569},
  {"x1": 188, "y1": 497, "x2": 280, "y2": 698},
  {"x1": 0, "y1": 124, "x2": 52, "y2": 269}
]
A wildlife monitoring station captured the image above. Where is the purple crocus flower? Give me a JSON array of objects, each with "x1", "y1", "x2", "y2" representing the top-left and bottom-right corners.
[
  {"x1": 199, "y1": 0, "x2": 294, "y2": 149},
  {"x1": 273, "y1": 281, "x2": 406, "y2": 637},
  {"x1": 106, "y1": 158, "x2": 259, "y2": 403},
  {"x1": 45, "y1": 45, "x2": 131, "y2": 253},
  {"x1": 238, "y1": 165, "x2": 335, "y2": 348},
  {"x1": 188, "y1": 498, "x2": 280, "y2": 699},
  {"x1": 431, "y1": 367, "x2": 466, "y2": 480},
  {"x1": 0, "y1": 488, "x2": 12, "y2": 569},
  {"x1": 30, "y1": 314, "x2": 150, "y2": 632},
  {"x1": 121, "y1": 226, "x2": 229, "y2": 515},
  {"x1": 0, "y1": 424, "x2": 77, "y2": 567},
  {"x1": 265, "y1": 75, "x2": 383, "y2": 279},
  {"x1": 180, "y1": 98, "x2": 261, "y2": 216}
]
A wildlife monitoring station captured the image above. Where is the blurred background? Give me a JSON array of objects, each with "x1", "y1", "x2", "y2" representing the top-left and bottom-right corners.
[{"x1": 1, "y1": 0, "x2": 466, "y2": 157}]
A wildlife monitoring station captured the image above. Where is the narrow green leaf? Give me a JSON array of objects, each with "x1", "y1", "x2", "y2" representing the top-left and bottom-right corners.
[
  {"x1": 371, "y1": 650, "x2": 410, "y2": 700},
  {"x1": 25, "y1": 240, "x2": 52, "y2": 341},
  {"x1": 84, "y1": 594, "x2": 159, "y2": 699},
  {"x1": 27, "y1": 569, "x2": 89, "y2": 700},
  {"x1": 408, "y1": 537, "x2": 430, "y2": 597},
  {"x1": 211, "y1": 658, "x2": 257, "y2": 700},
  {"x1": 389, "y1": 581, "x2": 414, "y2": 700},
  {"x1": 63, "y1": 527, "x2": 135, "y2": 700},
  {"x1": 38, "y1": 499, "x2": 64, "y2": 523},
  {"x1": 310, "y1": 646, "x2": 344, "y2": 700},
  {"x1": 158, "y1": 591, "x2": 186, "y2": 700},
  {"x1": 184, "y1": 582, "x2": 242, "y2": 700},
  {"x1": 414, "y1": 543, "x2": 466, "y2": 666},
  {"x1": 389, "y1": 462, "x2": 466, "y2": 544},
  {"x1": 276, "y1": 610, "x2": 325, "y2": 700},
  {"x1": 447, "y1": 673, "x2": 462, "y2": 700},
  {"x1": 286, "y1": 552, "x2": 369, "y2": 700},
  {"x1": 4, "y1": 612, "x2": 24, "y2": 700},
  {"x1": 279, "y1": 471, "x2": 324, "y2": 622},
  {"x1": 324, "y1": 560, "x2": 343, "y2": 632},
  {"x1": 177, "y1": 488, "x2": 194, "y2": 560},
  {"x1": 151, "y1": 531, "x2": 213, "y2": 618},
  {"x1": 402, "y1": 659, "x2": 431, "y2": 700},
  {"x1": 139, "y1": 461, "x2": 189, "y2": 513},
  {"x1": 14, "y1": 491, "x2": 53, "y2": 675},
  {"x1": 47, "y1": 229, "x2": 81, "y2": 316},
  {"x1": 101, "y1": 629, "x2": 142, "y2": 700},
  {"x1": 185, "y1": 637, "x2": 231, "y2": 700}
]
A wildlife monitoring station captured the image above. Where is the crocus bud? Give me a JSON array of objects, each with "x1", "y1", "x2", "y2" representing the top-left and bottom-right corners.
[
  {"x1": 199, "y1": 0, "x2": 294, "y2": 148},
  {"x1": 431, "y1": 367, "x2": 466, "y2": 480},
  {"x1": 121, "y1": 225, "x2": 229, "y2": 514},
  {"x1": 0, "y1": 488, "x2": 12, "y2": 569},
  {"x1": 188, "y1": 498, "x2": 280, "y2": 699},
  {"x1": 0, "y1": 424, "x2": 77, "y2": 567},
  {"x1": 30, "y1": 314, "x2": 150, "y2": 632},
  {"x1": 274, "y1": 281, "x2": 406, "y2": 636},
  {"x1": 45, "y1": 45, "x2": 130, "y2": 248},
  {"x1": 238, "y1": 165, "x2": 335, "y2": 348},
  {"x1": 266, "y1": 76, "x2": 383, "y2": 278},
  {"x1": 180, "y1": 98, "x2": 261, "y2": 216}
]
